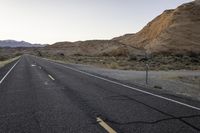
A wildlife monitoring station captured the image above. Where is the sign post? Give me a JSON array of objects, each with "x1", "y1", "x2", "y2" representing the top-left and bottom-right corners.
[{"x1": 145, "y1": 52, "x2": 149, "y2": 85}]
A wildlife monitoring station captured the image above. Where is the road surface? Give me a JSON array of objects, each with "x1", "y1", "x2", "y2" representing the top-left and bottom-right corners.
[{"x1": 0, "y1": 55, "x2": 200, "y2": 133}]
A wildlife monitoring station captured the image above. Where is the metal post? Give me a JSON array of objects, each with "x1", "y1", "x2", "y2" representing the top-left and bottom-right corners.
[
  {"x1": 146, "y1": 63, "x2": 149, "y2": 84},
  {"x1": 145, "y1": 52, "x2": 149, "y2": 85}
]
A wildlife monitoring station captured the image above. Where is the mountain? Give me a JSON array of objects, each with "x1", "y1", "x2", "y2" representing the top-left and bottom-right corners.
[
  {"x1": 113, "y1": 0, "x2": 200, "y2": 54},
  {"x1": 0, "y1": 40, "x2": 45, "y2": 47}
]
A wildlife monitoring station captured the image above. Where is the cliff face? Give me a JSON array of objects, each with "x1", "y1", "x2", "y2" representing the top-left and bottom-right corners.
[{"x1": 114, "y1": 1, "x2": 200, "y2": 54}]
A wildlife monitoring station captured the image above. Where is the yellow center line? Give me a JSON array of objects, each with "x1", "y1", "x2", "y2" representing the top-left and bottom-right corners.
[
  {"x1": 48, "y1": 74, "x2": 55, "y2": 80},
  {"x1": 97, "y1": 117, "x2": 117, "y2": 133}
]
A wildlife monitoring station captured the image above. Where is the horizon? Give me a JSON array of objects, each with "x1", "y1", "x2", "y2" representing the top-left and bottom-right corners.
[{"x1": 0, "y1": 0, "x2": 193, "y2": 44}]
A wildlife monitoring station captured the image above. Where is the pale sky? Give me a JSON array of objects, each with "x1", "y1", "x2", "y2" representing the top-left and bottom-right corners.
[{"x1": 0, "y1": 0, "x2": 193, "y2": 44}]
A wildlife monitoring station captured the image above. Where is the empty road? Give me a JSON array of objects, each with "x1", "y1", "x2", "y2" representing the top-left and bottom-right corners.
[{"x1": 0, "y1": 55, "x2": 200, "y2": 133}]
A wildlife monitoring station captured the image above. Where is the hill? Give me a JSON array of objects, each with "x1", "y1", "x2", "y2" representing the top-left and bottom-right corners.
[
  {"x1": 113, "y1": 0, "x2": 200, "y2": 55},
  {"x1": 44, "y1": 40, "x2": 143, "y2": 57},
  {"x1": 47, "y1": 1, "x2": 200, "y2": 56}
]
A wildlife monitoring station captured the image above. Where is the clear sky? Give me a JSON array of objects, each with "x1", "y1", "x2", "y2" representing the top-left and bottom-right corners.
[{"x1": 0, "y1": 0, "x2": 193, "y2": 44}]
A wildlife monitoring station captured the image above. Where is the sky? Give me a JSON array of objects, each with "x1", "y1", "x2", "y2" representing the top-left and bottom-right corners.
[{"x1": 0, "y1": 0, "x2": 193, "y2": 44}]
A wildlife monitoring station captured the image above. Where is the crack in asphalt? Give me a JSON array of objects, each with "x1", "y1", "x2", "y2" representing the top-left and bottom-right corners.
[
  {"x1": 105, "y1": 95, "x2": 200, "y2": 131},
  {"x1": 106, "y1": 114, "x2": 200, "y2": 125}
]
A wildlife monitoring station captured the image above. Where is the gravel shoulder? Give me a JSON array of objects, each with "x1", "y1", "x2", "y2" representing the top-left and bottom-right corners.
[{"x1": 69, "y1": 63, "x2": 200, "y2": 101}]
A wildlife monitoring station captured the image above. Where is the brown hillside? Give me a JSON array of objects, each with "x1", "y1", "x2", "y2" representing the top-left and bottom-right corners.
[
  {"x1": 114, "y1": 0, "x2": 200, "y2": 54},
  {"x1": 45, "y1": 40, "x2": 143, "y2": 57}
]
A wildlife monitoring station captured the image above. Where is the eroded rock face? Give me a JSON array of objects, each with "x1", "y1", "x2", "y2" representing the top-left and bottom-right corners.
[
  {"x1": 114, "y1": 1, "x2": 200, "y2": 55},
  {"x1": 195, "y1": 0, "x2": 200, "y2": 5},
  {"x1": 46, "y1": 1, "x2": 200, "y2": 56}
]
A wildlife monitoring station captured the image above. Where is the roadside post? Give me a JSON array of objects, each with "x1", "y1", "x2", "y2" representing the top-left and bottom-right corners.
[{"x1": 145, "y1": 52, "x2": 149, "y2": 85}]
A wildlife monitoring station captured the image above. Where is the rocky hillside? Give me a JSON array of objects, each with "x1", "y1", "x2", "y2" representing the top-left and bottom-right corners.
[
  {"x1": 45, "y1": 40, "x2": 143, "y2": 57},
  {"x1": 114, "y1": 0, "x2": 200, "y2": 54}
]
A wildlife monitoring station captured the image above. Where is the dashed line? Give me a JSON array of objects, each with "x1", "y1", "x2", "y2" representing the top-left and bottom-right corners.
[
  {"x1": 48, "y1": 74, "x2": 55, "y2": 80},
  {"x1": 31, "y1": 64, "x2": 36, "y2": 67},
  {"x1": 97, "y1": 117, "x2": 117, "y2": 133},
  {"x1": 0, "y1": 59, "x2": 20, "y2": 84}
]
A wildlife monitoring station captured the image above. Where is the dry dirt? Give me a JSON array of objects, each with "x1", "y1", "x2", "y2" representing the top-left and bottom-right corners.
[{"x1": 113, "y1": 0, "x2": 200, "y2": 54}]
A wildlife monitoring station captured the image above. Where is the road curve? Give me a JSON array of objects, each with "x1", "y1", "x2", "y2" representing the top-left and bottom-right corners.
[{"x1": 0, "y1": 55, "x2": 200, "y2": 133}]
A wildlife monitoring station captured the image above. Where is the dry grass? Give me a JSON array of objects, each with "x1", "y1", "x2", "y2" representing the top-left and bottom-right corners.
[
  {"x1": 0, "y1": 56, "x2": 20, "y2": 68},
  {"x1": 41, "y1": 54, "x2": 200, "y2": 71}
]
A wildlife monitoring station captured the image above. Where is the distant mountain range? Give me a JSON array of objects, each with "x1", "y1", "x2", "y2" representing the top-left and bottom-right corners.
[{"x1": 0, "y1": 40, "x2": 45, "y2": 47}]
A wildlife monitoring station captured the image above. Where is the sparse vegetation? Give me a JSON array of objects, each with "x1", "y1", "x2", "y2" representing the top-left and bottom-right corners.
[
  {"x1": 107, "y1": 62, "x2": 119, "y2": 69},
  {"x1": 128, "y1": 54, "x2": 137, "y2": 61},
  {"x1": 14, "y1": 53, "x2": 23, "y2": 57},
  {"x1": 1, "y1": 46, "x2": 199, "y2": 71},
  {"x1": 0, "y1": 56, "x2": 20, "y2": 68},
  {"x1": 0, "y1": 56, "x2": 8, "y2": 61},
  {"x1": 154, "y1": 85, "x2": 163, "y2": 89},
  {"x1": 41, "y1": 53, "x2": 200, "y2": 71},
  {"x1": 0, "y1": 47, "x2": 40, "y2": 61}
]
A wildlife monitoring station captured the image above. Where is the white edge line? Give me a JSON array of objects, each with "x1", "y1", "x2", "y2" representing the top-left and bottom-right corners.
[
  {"x1": 41, "y1": 57, "x2": 200, "y2": 111},
  {"x1": 0, "y1": 59, "x2": 20, "y2": 84},
  {"x1": 48, "y1": 74, "x2": 55, "y2": 80}
]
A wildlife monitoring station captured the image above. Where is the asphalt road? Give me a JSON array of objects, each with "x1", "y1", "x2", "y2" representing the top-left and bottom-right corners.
[{"x1": 0, "y1": 55, "x2": 200, "y2": 133}]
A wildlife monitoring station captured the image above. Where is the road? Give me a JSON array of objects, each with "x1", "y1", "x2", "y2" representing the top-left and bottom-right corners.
[{"x1": 0, "y1": 55, "x2": 200, "y2": 133}]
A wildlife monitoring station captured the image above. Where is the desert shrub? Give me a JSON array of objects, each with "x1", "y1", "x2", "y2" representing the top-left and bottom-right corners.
[
  {"x1": 190, "y1": 58, "x2": 199, "y2": 63},
  {"x1": 101, "y1": 52, "x2": 109, "y2": 57},
  {"x1": 59, "y1": 53, "x2": 65, "y2": 56},
  {"x1": 152, "y1": 51, "x2": 172, "y2": 57},
  {"x1": 0, "y1": 56, "x2": 7, "y2": 61},
  {"x1": 37, "y1": 51, "x2": 42, "y2": 56},
  {"x1": 108, "y1": 48, "x2": 129, "y2": 57},
  {"x1": 73, "y1": 53, "x2": 82, "y2": 56},
  {"x1": 77, "y1": 58, "x2": 82, "y2": 61},
  {"x1": 154, "y1": 85, "x2": 163, "y2": 89},
  {"x1": 128, "y1": 54, "x2": 137, "y2": 61},
  {"x1": 174, "y1": 53, "x2": 183, "y2": 58},
  {"x1": 108, "y1": 62, "x2": 119, "y2": 69},
  {"x1": 182, "y1": 55, "x2": 190, "y2": 61},
  {"x1": 15, "y1": 53, "x2": 23, "y2": 56},
  {"x1": 188, "y1": 52, "x2": 199, "y2": 58}
]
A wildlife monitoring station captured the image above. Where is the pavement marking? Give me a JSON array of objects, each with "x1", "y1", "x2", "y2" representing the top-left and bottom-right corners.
[
  {"x1": 40, "y1": 57, "x2": 200, "y2": 111},
  {"x1": 48, "y1": 74, "x2": 55, "y2": 80},
  {"x1": 97, "y1": 117, "x2": 117, "y2": 133},
  {"x1": 31, "y1": 64, "x2": 36, "y2": 67},
  {"x1": 0, "y1": 59, "x2": 20, "y2": 84}
]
